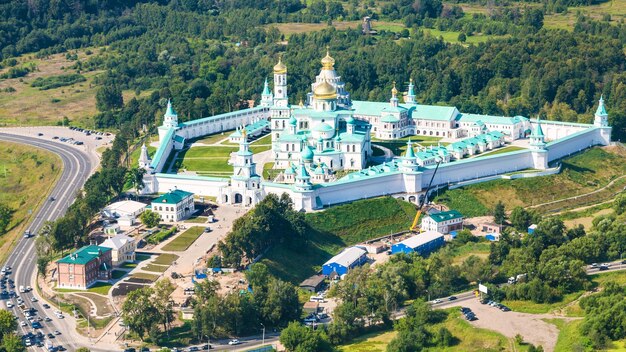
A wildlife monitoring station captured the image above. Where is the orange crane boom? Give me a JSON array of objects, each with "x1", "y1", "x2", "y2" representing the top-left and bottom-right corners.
[{"x1": 409, "y1": 159, "x2": 442, "y2": 232}]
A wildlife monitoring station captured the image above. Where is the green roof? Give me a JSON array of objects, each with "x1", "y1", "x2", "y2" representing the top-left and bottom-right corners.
[
  {"x1": 57, "y1": 245, "x2": 112, "y2": 265},
  {"x1": 457, "y1": 113, "x2": 523, "y2": 126},
  {"x1": 173, "y1": 135, "x2": 185, "y2": 143},
  {"x1": 428, "y1": 210, "x2": 463, "y2": 223},
  {"x1": 153, "y1": 189, "x2": 194, "y2": 204},
  {"x1": 596, "y1": 96, "x2": 607, "y2": 116}
]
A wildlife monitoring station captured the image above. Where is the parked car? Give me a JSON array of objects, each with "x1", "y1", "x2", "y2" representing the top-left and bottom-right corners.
[
  {"x1": 448, "y1": 296, "x2": 457, "y2": 301},
  {"x1": 228, "y1": 339, "x2": 240, "y2": 345},
  {"x1": 432, "y1": 299, "x2": 442, "y2": 304}
]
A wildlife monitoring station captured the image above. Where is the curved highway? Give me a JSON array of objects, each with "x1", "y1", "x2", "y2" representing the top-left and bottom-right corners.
[{"x1": 0, "y1": 132, "x2": 99, "y2": 351}]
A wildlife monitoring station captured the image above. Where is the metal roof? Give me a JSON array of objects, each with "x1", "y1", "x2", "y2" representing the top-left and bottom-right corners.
[
  {"x1": 153, "y1": 189, "x2": 194, "y2": 204},
  {"x1": 57, "y1": 245, "x2": 112, "y2": 265},
  {"x1": 323, "y1": 246, "x2": 367, "y2": 268},
  {"x1": 427, "y1": 210, "x2": 463, "y2": 223},
  {"x1": 397, "y1": 231, "x2": 443, "y2": 249}
]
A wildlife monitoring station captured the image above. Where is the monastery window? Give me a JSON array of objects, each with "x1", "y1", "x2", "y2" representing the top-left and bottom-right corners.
[
  {"x1": 282, "y1": 121, "x2": 285, "y2": 128},
  {"x1": 330, "y1": 160, "x2": 333, "y2": 168},
  {"x1": 292, "y1": 143, "x2": 295, "y2": 150},
  {"x1": 352, "y1": 145, "x2": 356, "y2": 152}
]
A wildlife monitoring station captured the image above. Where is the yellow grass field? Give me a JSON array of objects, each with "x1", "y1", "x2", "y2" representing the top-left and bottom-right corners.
[
  {"x1": 0, "y1": 141, "x2": 62, "y2": 264},
  {"x1": 0, "y1": 49, "x2": 143, "y2": 128}
]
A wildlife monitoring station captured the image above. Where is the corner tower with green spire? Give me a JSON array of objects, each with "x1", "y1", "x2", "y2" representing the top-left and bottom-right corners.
[{"x1": 530, "y1": 117, "x2": 548, "y2": 170}]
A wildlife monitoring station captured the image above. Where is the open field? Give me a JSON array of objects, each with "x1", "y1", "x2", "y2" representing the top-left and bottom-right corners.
[
  {"x1": 261, "y1": 196, "x2": 416, "y2": 283},
  {"x1": 270, "y1": 20, "x2": 405, "y2": 36},
  {"x1": 563, "y1": 207, "x2": 613, "y2": 229},
  {"x1": 434, "y1": 147, "x2": 626, "y2": 217},
  {"x1": 339, "y1": 308, "x2": 531, "y2": 352},
  {"x1": 162, "y1": 226, "x2": 204, "y2": 251},
  {"x1": 422, "y1": 28, "x2": 510, "y2": 44},
  {"x1": 0, "y1": 141, "x2": 62, "y2": 265},
  {"x1": 453, "y1": 0, "x2": 626, "y2": 30}
]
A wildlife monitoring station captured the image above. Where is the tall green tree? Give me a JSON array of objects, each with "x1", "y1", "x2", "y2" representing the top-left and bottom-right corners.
[
  {"x1": 0, "y1": 204, "x2": 13, "y2": 236},
  {"x1": 510, "y1": 206, "x2": 531, "y2": 231},
  {"x1": 121, "y1": 287, "x2": 160, "y2": 340},
  {"x1": 96, "y1": 85, "x2": 124, "y2": 112},
  {"x1": 126, "y1": 167, "x2": 146, "y2": 197},
  {"x1": 0, "y1": 309, "x2": 17, "y2": 341},
  {"x1": 2, "y1": 332, "x2": 25, "y2": 352},
  {"x1": 140, "y1": 210, "x2": 161, "y2": 228},
  {"x1": 493, "y1": 201, "x2": 506, "y2": 225}
]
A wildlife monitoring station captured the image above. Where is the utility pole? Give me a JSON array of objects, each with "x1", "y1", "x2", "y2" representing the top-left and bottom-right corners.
[{"x1": 260, "y1": 323, "x2": 265, "y2": 345}]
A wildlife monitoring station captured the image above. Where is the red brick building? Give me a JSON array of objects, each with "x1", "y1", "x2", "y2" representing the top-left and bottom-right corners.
[{"x1": 56, "y1": 245, "x2": 112, "y2": 290}]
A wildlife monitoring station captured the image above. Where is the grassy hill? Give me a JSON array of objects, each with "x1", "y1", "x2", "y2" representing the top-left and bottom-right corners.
[
  {"x1": 0, "y1": 141, "x2": 61, "y2": 263},
  {"x1": 434, "y1": 146, "x2": 626, "y2": 217},
  {"x1": 260, "y1": 196, "x2": 416, "y2": 283}
]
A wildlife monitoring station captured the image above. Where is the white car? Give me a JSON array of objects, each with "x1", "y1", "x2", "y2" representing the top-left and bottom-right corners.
[
  {"x1": 432, "y1": 299, "x2": 442, "y2": 304},
  {"x1": 19, "y1": 321, "x2": 26, "y2": 327},
  {"x1": 30, "y1": 296, "x2": 38, "y2": 302},
  {"x1": 228, "y1": 339, "x2": 240, "y2": 345},
  {"x1": 6, "y1": 302, "x2": 13, "y2": 308}
]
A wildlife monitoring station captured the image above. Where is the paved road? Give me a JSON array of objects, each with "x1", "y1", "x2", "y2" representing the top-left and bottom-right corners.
[{"x1": 0, "y1": 132, "x2": 100, "y2": 351}]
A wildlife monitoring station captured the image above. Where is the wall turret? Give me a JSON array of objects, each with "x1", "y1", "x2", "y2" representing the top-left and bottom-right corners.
[
  {"x1": 260, "y1": 78, "x2": 273, "y2": 107},
  {"x1": 405, "y1": 78, "x2": 416, "y2": 105},
  {"x1": 594, "y1": 95, "x2": 609, "y2": 127},
  {"x1": 163, "y1": 99, "x2": 178, "y2": 129}
]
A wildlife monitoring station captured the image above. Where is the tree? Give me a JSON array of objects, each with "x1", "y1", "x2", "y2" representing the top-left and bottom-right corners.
[
  {"x1": 279, "y1": 321, "x2": 332, "y2": 352},
  {"x1": 510, "y1": 206, "x2": 531, "y2": 231},
  {"x1": 76, "y1": 348, "x2": 91, "y2": 352},
  {"x1": 493, "y1": 201, "x2": 506, "y2": 225},
  {"x1": 140, "y1": 210, "x2": 161, "y2": 228},
  {"x1": 2, "y1": 332, "x2": 25, "y2": 352},
  {"x1": 37, "y1": 257, "x2": 50, "y2": 277},
  {"x1": 0, "y1": 309, "x2": 17, "y2": 340},
  {"x1": 613, "y1": 193, "x2": 626, "y2": 215},
  {"x1": 153, "y1": 278, "x2": 176, "y2": 333},
  {"x1": 121, "y1": 287, "x2": 160, "y2": 340},
  {"x1": 96, "y1": 84, "x2": 123, "y2": 112},
  {"x1": 457, "y1": 32, "x2": 466, "y2": 42},
  {"x1": 125, "y1": 167, "x2": 146, "y2": 196},
  {"x1": 0, "y1": 204, "x2": 13, "y2": 236}
]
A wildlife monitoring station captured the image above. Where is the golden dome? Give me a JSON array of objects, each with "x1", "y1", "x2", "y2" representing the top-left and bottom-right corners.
[
  {"x1": 273, "y1": 55, "x2": 287, "y2": 74},
  {"x1": 320, "y1": 46, "x2": 335, "y2": 70},
  {"x1": 313, "y1": 81, "x2": 337, "y2": 100},
  {"x1": 391, "y1": 81, "x2": 398, "y2": 96}
]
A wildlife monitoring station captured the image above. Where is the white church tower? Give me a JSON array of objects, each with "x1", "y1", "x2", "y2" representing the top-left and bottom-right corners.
[
  {"x1": 227, "y1": 130, "x2": 262, "y2": 206},
  {"x1": 260, "y1": 78, "x2": 273, "y2": 107},
  {"x1": 271, "y1": 56, "x2": 291, "y2": 147},
  {"x1": 530, "y1": 118, "x2": 548, "y2": 170},
  {"x1": 163, "y1": 99, "x2": 178, "y2": 128},
  {"x1": 138, "y1": 143, "x2": 152, "y2": 170},
  {"x1": 594, "y1": 95, "x2": 608, "y2": 127},
  {"x1": 405, "y1": 78, "x2": 417, "y2": 105}
]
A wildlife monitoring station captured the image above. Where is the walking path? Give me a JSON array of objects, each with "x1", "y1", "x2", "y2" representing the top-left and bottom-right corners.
[{"x1": 529, "y1": 174, "x2": 626, "y2": 210}]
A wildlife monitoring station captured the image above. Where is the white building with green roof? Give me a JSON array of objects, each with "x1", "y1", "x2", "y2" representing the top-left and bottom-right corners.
[
  {"x1": 421, "y1": 210, "x2": 464, "y2": 234},
  {"x1": 151, "y1": 189, "x2": 195, "y2": 222},
  {"x1": 141, "y1": 49, "x2": 612, "y2": 211}
]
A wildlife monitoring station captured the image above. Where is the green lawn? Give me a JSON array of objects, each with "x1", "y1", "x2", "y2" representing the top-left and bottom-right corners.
[
  {"x1": 153, "y1": 253, "x2": 180, "y2": 266},
  {"x1": 175, "y1": 157, "x2": 233, "y2": 173},
  {"x1": 119, "y1": 262, "x2": 138, "y2": 269},
  {"x1": 180, "y1": 146, "x2": 237, "y2": 158},
  {"x1": 142, "y1": 264, "x2": 170, "y2": 273},
  {"x1": 434, "y1": 147, "x2": 626, "y2": 216},
  {"x1": 472, "y1": 146, "x2": 527, "y2": 158},
  {"x1": 184, "y1": 216, "x2": 208, "y2": 223},
  {"x1": 131, "y1": 272, "x2": 160, "y2": 282},
  {"x1": 129, "y1": 144, "x2": 156, "y2": 167},
  {"x1": 261, "y1": 197, "x2": 416, "y2": 283},
  {"x1": 372, "y1": 135, "x2": 444, "y2": 156},
  {"x1": 161, "y1": 226, "x2": 204, "y2": 251},
  {"x1": 502, "y1": 291, "x2": 585, "y2": 314},
  {"x1": 136, "y1": 254, "x2": 152, "y2": 261},
  {"x1": 57, "y1": 282, "x2": 113, "y2": 295},
  {"x1": 112, "y1": 270, "x2": 127, "y2": 279},
  {"x1": 192, "y1": 130, "x2": 233, "y2": 145}
]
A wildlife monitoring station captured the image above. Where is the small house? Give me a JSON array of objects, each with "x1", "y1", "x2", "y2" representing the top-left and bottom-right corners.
[{"x1": 421, "y1": 210, "x2": 464, "y2": 234}]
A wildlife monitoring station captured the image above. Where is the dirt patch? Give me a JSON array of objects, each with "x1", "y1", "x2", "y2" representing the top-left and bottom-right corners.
[
  {"x1": 112, "y1": 283, "x2": 145, "y2": 297},
  {"x1": 126, "y1": 277, "x2": 153, "y2": 284}
]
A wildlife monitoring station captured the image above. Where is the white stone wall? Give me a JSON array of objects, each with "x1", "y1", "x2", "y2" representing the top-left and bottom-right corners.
[{"x1": 546, "y1": 127, "x2": 609, "y2": 162}]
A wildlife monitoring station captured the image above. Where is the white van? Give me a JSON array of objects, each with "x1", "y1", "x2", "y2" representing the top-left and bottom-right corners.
[
  {"x1": 309, "y1": 296, "x2": 325, "y2": 303},
  {"x1": 18, "y1": 286, "x2": 25, "y2": 293}
]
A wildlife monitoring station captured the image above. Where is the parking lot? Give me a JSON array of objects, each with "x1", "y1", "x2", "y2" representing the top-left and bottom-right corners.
[{"x1": 436, "y1": 296, "x2": 563, "y2": 352}]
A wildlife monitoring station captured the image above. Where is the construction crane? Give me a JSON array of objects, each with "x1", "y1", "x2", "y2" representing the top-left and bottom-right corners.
[{"x1": 409, "y1": 159, "x2": 442, "y2": 232}]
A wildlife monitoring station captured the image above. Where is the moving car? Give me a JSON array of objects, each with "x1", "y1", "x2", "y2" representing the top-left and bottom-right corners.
[
  {"x1": 448, "y1": 296, "x2": 457, "y2": 301},
  {"x1": 228, "y1": 339, "x2": 240, "y2": 345},
  {"x1": 432, "y1": 299, "x2": 442, "y2": 304}
]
